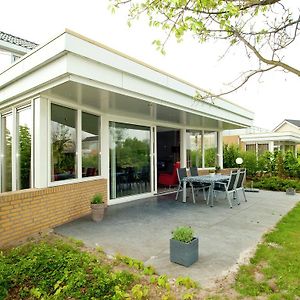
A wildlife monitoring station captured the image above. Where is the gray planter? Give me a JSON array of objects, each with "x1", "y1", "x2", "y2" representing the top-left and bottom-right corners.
[
  {"x1": 91, "y1": 203, "x2": 106, "y2": 222},
  {"x1": 286, "y1": 187, "x2": 296, "y2": 195},
  {"x1": 170, "y1": 237, "x2": 199, "y2": 267}
]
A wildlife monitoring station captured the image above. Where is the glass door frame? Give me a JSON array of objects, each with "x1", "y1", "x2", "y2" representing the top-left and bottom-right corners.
[{"x1": 108, "y1": 117, "x2": 156, "y2": 202}]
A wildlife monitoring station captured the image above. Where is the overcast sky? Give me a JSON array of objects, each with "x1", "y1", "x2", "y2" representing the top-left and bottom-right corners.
[{"x1": 1, "y1": 0, "x2": 299, "y2": 130}]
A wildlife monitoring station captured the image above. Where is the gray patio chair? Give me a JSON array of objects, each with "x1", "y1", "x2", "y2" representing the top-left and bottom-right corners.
[
  {"x1": 235, "y1": 169, "x2": 247, "y2": 203},
  {"x1": 189, "y1": 167, "x2": 210, "y2": 201},
  {"x1": 213, "y1": 171, "x2": 238, "y2": 208},
  {"x1": 175, "y1": 168, "x2": 195, "y2": 203}
]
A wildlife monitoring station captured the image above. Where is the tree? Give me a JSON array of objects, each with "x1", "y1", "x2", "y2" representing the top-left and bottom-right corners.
[{"x1": 110, "y1": 0, "x2": 299, "y2": 98}]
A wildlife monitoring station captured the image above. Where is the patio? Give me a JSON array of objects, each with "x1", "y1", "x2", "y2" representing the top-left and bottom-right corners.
[{"x1": 55, "y1": 190, "x2": 299, "y2": 287}]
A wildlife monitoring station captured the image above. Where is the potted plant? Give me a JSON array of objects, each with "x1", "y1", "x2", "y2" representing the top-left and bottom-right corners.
[
  {"x1": 170, "y1": 226, "x2": 199, "y2": 267},
  {"x1": 215, "y1": 165, "x2": 221, "y2": 174},
  {"x1": 90, "y1": 193, "x2": 105, "y2": 222}
]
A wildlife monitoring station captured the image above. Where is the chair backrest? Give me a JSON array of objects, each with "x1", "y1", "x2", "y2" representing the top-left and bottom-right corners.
[
  {"x1": 190, "y1": 167, "x2": 199, "y2": 177},
  {"x1": 236, "y1": 170, "x2": 246, "y2": 189},
  {"x1": 227, "y1": 172, "x2": 238, "y2": 191},
  {"x1": 177, "y1": 168, "x2": 188, "y2": 182}
]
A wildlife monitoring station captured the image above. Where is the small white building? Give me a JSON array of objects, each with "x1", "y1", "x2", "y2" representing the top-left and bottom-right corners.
[
  {"x1": 0, "y1": 29, "x2": 253, "y2": 246},
  {"x1": 0, "y1": 31, "x2": 38, "y2": 72},
  {"x1": 240, "y1": 119, "x2": 300, "y2": 156}
]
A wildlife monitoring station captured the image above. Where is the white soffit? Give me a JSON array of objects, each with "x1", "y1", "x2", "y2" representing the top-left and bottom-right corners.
[{"x1": 0, "y1": 30, "x2": 253, "y2": 128}]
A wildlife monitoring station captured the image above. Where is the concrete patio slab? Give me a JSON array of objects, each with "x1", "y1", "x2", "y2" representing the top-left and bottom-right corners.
[{"x1": 55, "y1": 190, "x2": 299, "y2": 287}]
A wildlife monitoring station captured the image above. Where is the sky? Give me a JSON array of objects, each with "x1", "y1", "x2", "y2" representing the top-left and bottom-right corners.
[{"x1": 1, "y1": 0, "x2": 299, "y2": 130}]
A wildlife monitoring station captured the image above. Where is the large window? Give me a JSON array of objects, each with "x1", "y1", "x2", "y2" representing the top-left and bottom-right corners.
[
  {"x1": 257, "y1": 144, "x2": 269, "y2": 156},
  {"x1": 82, "y1": 112, "x2": 100, "y2": 177},
  {"x1": 17, "y1": 107, "x2": 32, "y2": 190},
  {"x1": 204, "y1": 131, "x2": 217, "y2": 167},
  {"x1": 110, "y1": 122, "x2": 151, "y2": 199},
  {"x1": 1, "y1": 114, "x2": 13, "y2": 192},
  {"x1": 51, "y1": 104, "x2": 77, "y2": 182},
  {"x1": 1, "y1": 105, "x2": 33, "y2": 192},
  {"x1": 246, "y1": 144, "x2": 256, "y2": 152},
  {"x1": 186, "y1": 131, "x2": 202, "y2": 168}
]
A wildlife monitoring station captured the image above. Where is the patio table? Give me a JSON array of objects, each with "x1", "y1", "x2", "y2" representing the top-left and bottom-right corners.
[{"x1": 182, "y1": 174, "x2": 230, "y2": 206}]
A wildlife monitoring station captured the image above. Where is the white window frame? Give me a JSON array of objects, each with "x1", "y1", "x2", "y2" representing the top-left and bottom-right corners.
[
  {"x1": 48, "y1": 100, "x2": 102, "y2": 187},
  {"x1": 0, "y1": 101, "x2": 33, "y2": 193}
]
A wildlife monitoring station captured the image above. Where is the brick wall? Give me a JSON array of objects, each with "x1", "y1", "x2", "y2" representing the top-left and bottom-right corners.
[{"x1": 0, "y1": 179, "x2": 107, "y2": 248}]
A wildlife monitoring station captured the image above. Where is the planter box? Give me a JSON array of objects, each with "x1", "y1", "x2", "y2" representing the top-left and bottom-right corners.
[
  {"x1": 286, "y1": 188, "x2": 296, "y2": 195},
  {"x1": 170, "y1": 237, "x2": 199, "y2": 267}
]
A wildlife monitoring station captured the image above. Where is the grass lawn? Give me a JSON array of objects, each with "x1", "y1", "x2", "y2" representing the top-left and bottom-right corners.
[
  {"x1": 234, "y1": 201, "x2": 300, "y2": 299},
  {"x1": 1, "y1": 201, "x2": 300, "y2": 300}
]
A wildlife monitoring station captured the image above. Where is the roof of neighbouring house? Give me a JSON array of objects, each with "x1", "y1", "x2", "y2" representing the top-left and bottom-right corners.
[
  {"x1": 285, "y1": 119, "x2": 300, "y2": 128},
  {"x1": 0, "y1": 31, "x2": 38, "y2": 50}
]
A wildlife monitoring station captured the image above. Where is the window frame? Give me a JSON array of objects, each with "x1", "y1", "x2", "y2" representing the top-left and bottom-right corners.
[
  {"x1": 48, "y1": 101, "x2": 102, "y2": 187},
  {"x1": 0, "y1": 101, "x2": 34, "y2": 193}
]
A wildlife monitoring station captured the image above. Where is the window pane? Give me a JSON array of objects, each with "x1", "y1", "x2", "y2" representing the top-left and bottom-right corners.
[
  {"x1": 110, "y1": 122, "x2": 151, "y2": 199},
  {"x1": 1, "y1": 114, "x2": 13, "y2": 192},
  {"x1": 82, "y1": 112, "x2": 100, "y2": 177},
  {"x1": 257, "y1": 144, "x2": 268, "y2": 156},
  {"x1": 204, "y1": 131, "x2": 217, "y2": 167},
  {"x1": 246, "y1": 144, "x2": 256, "y2": 152},
  {"x1": 186, "y1": 131, "x2": 202, "y2": 168},
  {"x1": 17, "y1": 107, "x2": 32, "y2": 190},
  {"x1": 51, "y1": 104, "x2": 77, "y2": 181}
]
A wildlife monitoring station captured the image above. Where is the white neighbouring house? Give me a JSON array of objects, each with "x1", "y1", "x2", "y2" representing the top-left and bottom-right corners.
[
  {"x1": 240, "y1": 119, "x2": 300, "y2": 156},
  {"x1": 0, "y1": 29, "x2": 253, "y2": 247},
  {"x1": 0, "y1": 31, "x2": 38, "y2": 72}
]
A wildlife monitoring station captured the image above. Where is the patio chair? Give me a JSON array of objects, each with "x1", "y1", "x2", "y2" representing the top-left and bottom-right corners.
[
  {"x1": 175, "y1": 168, "x2": 195, "y2": 203},
  {"x1": 235, "y1": 169, "x2": 247, "y2": 203},
  {"x1": 189, "y1": 167, "x2": 210, "y2": 201},
  {"x1": 213, "y1": 171, "x2": 238, "y2": 208}
]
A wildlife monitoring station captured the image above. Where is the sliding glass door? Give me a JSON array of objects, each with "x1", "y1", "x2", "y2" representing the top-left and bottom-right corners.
[{"x1": 110, "y1": 122, "x2": 151, "y2": 199}]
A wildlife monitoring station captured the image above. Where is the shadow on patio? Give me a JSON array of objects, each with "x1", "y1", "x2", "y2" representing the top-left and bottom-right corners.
[{"x1": 55, "y1": 190, "x2": 299, "y2": 287}]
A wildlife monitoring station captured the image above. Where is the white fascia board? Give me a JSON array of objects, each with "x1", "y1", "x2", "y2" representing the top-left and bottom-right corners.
[
  {"x1": 0, "y1": 56, "x2": 68, "y2": 106},
  {"x1": 66, "y1": 52, "x2": 253, "y2": 128},
  {"x1": 64, "y1": 32, "x2": 253, "y2": 122},
  {"x1": 0, "y1": 33, "x2": 66, "y2": 84},
  {"x1": 0, "y1": 40, "x2": 29, "y2": 55},
  {"x1": 241, "y1": 132, "x2": 300, "y2": 143}
]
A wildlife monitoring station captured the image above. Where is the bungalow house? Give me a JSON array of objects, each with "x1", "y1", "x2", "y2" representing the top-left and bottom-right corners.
[
  {"x1": 223, "y1": 120, "x2": 300, "y2": 157},
  {"x1": 0, "y1": 29, "x2": 253, "y2": 247}
]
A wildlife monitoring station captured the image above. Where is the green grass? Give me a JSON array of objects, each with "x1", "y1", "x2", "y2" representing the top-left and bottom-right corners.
[{"x1": 235, "y1": 202, "x2": 300, "y2": 299}]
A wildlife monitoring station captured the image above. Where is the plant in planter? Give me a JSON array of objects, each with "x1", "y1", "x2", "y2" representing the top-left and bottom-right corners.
[
  {"x1": 170, "y1": 226, "x2": 198, "y2": 267},
  {"x1": 90, "y1": 193, "x2": 105, "y2": 222},
  {"x1": 215, "y1": 165, "x2": 221, "y2": 174}
]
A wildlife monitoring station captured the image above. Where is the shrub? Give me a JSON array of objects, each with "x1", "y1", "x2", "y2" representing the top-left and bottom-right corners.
[
  {"x1": 172, "y1": 226, "x2": 194, "y2": 243},
  {"x1": 252, "y1": 176, "x2": 300, "y2": 192},
  {"x1": 223, "y1": 144, "x2": 241, "y2": 168}
]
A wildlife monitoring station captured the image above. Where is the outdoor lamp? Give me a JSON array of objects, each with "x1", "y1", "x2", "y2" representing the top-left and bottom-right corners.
[{"x1": 236, "y1": 157, "x2": 243, "y2": 165}]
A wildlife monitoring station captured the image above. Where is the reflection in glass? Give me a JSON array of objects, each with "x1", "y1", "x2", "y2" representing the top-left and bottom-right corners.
[
  {"x1": 110, "y1": 122, "x2": 151, "y2": 199},
  {"x1": 1, "y1": 114, "x2": 13, "y2": 192},
  {"x1": 186, "y1": 131, "x2": 202, "y2": 168},
  {"x1": 51, "y1": 104, "x2": 77, "y2": 181},
  {"x1": 82, "y1": 112, "x2": 100, "y2": 177},
  {"x1": 204, "y1": 131, "x2": 217, "y2": 167},
  {"x1": 17, "y1": 107, "x2": 32, "y2": 190}
]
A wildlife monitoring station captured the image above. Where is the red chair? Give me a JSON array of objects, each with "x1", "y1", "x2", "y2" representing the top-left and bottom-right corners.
[{"x1": 158, "y1": 161, "x2": 180, "y2": 187}]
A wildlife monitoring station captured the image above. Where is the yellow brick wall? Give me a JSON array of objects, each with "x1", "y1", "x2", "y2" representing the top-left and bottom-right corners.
[{"x1": 0, "y1": 179, "x2": 107, "y2": 248}]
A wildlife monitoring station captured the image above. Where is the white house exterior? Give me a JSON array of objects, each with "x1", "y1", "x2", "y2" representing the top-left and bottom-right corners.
[
  {"x1": 240, "y1": 120, "x2": 300, "y2": 156},
  {"x1": 0, "y1": 31, "x2": 38, "y2": 72},
  {"x1": 0, "y1": 30, "x2": 253, "y2": 246}
]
